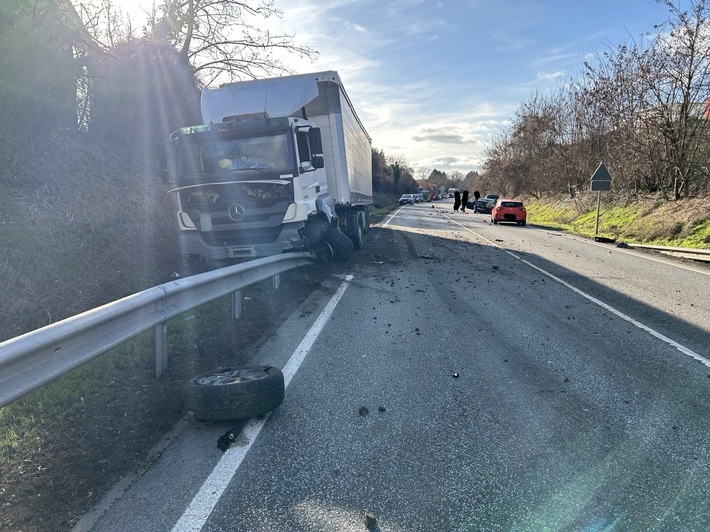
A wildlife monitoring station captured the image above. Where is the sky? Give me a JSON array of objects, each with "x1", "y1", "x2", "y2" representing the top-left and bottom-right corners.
[{"x1": 114, "y1": 0, "x2": 688, "y2": 177}]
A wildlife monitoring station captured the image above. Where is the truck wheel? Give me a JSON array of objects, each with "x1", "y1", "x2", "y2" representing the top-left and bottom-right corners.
[
  {"x1": 323, "y1": 227, "x2": 353, "y2": 262},
  {"x1": 351, "y1": 218, "x2": 365, "y2": 250},
  {"x1": 183, "y1": 365, "x2": 285, "y2": 421},
  {"x1": 315, "y1": 240, "x2": 335, "y2": 262}
]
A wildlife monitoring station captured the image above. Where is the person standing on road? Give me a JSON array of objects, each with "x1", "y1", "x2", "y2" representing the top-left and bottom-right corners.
[
  {"x1": 461, "y1": 190, "x2": 469, "y2": 212},
  {"x1": 453, "y1": 190, "x2": 461, "y2": 212}
]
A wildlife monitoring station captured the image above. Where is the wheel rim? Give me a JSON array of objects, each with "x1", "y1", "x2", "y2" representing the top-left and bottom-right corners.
[
  {"x1": 196, "y1": 367, "x2": 269, "y2": 386},
  {"x1": 316, "y1": 240, "x2": 335, "y2": 262},
  {"x1": 354, "y1": 222, "x2": 364, "y2": 249}
]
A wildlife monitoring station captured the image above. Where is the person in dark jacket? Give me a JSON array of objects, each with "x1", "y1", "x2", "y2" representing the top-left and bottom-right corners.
[
  {"x1": 453, "y1": 190, "x2": 461, "y2": 212},
  {"x1": 461, "y1": 190, "x2": 469, "y2": 212}
]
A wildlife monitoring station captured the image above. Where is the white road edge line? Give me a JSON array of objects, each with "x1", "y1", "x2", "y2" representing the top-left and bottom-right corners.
[
  {"x1": 450, "y1": 218, "x2": 710, "y2": 367},
  {"x1": 171, "y1": 274, "x2": 355, "y2": 532},
  {"x1": 559, "y1": 232, "x2": 710, "y2": 277},
  {"x1": 382, "y1": 206, "x2": 406, "y2": 228},
  {"x1": 511, "y1": 251, "x2": 709, "y2": 366}
]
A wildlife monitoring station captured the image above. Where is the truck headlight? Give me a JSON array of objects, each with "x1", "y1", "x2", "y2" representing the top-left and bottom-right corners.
[
  {"x1": 178, "y1": 211, "x2": 197, "y2": 229},
  {"x1": 282, "y1": 203, "x2": 298, "y2": 222}
]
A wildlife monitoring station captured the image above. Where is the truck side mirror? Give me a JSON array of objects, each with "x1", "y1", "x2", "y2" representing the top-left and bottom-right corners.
[
  {"x1": 313, "y1": 155, "x2": 325, "y2": 169},
  {"x1": 308, "y1": 127, "x2": 323, "y2": 154}
]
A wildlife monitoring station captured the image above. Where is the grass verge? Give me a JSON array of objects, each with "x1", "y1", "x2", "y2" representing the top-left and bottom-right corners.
[{"x1": 525, "y1": 195, "x2": 710, "y2": 249}]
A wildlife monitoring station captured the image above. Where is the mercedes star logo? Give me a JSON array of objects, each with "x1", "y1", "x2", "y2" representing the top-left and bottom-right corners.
[{"x1": 228, "y1": 203, "x2": 246, "y2": 222}]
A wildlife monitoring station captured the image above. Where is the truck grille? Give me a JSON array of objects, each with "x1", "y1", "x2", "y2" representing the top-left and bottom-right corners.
[{"x1": 179, "y1": 182, "x2": 294, "y2": 245}]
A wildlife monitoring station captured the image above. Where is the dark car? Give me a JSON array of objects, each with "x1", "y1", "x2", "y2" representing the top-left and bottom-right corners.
[
  {"x1": 399, "y1": 194, "x2": 416, "y2": 205},
  {"x1": 471, "y1": 198, "x2": 495, "y2": 214}
]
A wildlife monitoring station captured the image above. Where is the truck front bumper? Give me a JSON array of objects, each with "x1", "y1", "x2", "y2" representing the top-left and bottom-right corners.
[{"x1": 179, "y1": 222, "x2": 306, "y2": 262}]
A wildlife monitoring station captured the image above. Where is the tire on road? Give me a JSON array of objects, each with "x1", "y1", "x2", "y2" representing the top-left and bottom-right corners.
[
  {"x1": 323, "y1": 226, "x2": 353, "y2": 262},
  {"x1": 183, "y1": 365, "x2": 285, "y2": 420}
]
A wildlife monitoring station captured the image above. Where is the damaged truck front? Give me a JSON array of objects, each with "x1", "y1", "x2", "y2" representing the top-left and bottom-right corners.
[{"x1": 166, "y1": 71, "x2": 372, "y2": 273}]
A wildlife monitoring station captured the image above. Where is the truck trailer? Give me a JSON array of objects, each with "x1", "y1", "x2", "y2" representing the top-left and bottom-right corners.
[{"x1": 166, "y1": 71, "x2": 372, "y2": 272}]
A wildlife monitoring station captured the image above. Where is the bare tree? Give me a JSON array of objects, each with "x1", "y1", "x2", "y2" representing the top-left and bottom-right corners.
[
  {"x1": 637, "y1": 0, "x2": 710, "y2": 198},
  {"x1": 149, "y1": 0, "x2": 317, "y2": 85},
  {"x1": 575, "y1": 41, "x2": 654, "y2": 194},
  {"x1": 74, "y1": 0, "x2": 142, "y2": 48},
  {"x1": 483, "y1": 0, "x2": 710, "y2": 200}
]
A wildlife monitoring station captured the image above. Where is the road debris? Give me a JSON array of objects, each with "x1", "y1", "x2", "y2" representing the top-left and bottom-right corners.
[{"x1": 217, "y1": 427, "x2": 239, "y2": 452}]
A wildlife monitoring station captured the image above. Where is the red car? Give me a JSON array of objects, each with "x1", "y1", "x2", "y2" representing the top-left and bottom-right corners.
[{"x1": 491, "y1": 199, "x2": 527, "y2": 226}]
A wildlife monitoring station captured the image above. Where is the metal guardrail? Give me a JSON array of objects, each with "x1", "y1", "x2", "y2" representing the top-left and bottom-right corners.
[
  {"x1": 0, "y1": 253, "x2": 315, "y2": 408},
  {"x1": 624, "y1": 243, "x2": 710, "y2": 263}
]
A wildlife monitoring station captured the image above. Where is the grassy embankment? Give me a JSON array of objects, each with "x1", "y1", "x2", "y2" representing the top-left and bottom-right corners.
[{"x1": 525, "y1": 194, "x2": 710, "y2": 249}]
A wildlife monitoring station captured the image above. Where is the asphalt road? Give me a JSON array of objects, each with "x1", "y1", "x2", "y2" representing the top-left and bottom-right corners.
[{"x1": 79, "y1": 201, "x2": 710, "y2": 532}]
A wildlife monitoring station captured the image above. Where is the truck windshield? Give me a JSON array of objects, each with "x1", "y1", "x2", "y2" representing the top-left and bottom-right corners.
[{"x1": 178, "y1": 131, "x2": 292, "y2": 179}]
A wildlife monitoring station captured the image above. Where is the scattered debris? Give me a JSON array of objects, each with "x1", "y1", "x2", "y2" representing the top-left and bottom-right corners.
[
  {"x1": 451, "y1": 372, "x2": 460, "y2": 378},
  {"x1": 217, "y1": 427, "x2": 239, "y2": 452},
  {"x1": 616, "y1": 242, "x2": 629, "y2": 248},
  {"x1": 594, "y1": 236, "x2": 617, "y2": 244},
  {"x1": 359, "y1": 406, "x2": 369, "y2": 416},
  {"x1": 363, "y1": 510, "x2": 378, "y2": 528},
  {"x1": 378, "y1": 405, "x2": 386, "y2": 412},
  {"x1": 184, "y1": 410, "x2": 198, "y2": 427}
]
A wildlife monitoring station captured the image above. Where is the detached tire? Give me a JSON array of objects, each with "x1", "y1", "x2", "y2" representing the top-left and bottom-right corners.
[{"x1": 184, "y1": 365, "x2": 285, "y2": 421}]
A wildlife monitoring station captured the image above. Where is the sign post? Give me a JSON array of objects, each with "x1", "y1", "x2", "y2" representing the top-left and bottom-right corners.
[{"x1": 590, "y1": 162, "x2": 612, "y2": 237}]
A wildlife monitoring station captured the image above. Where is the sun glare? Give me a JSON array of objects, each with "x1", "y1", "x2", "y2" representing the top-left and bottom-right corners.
[{"x1": 110, "y1": 0, "x2": 153, "y2": 25}]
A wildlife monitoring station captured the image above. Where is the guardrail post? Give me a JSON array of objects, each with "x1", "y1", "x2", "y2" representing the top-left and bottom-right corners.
[
  {"x1": 232, "y1": 290, "x2": 242, "y2": 320},
  {"x1": 155, "y1": 323, "x2": 168, "y2": 377},
  {"x1": 272, "y1": 273, "x2": 280, "y2": 289}
]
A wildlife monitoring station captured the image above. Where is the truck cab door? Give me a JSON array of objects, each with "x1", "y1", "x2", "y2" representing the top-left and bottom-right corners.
[{"x1": 296, "y1": 127, "x2": 324, "y2": 172}]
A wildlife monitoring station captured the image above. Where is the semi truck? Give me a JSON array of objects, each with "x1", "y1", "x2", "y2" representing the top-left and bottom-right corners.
[{"x1": 166, "y1": 71, "x2": 372, "y2": 272}]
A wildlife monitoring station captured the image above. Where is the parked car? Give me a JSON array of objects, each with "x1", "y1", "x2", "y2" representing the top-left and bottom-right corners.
[
  {"x1": 415, "y1": 193, "x2": 424, "y2": 203},
  {"x1": 491, "y1": 199, "x2": 527, "y2": 225},
  {"x1": 399, "y1": 194, "x2": 416, "y2": 205},
  {"x1": 471, "y1": 198, "x2": 495, "y2": 213},
  {"x1": 484, "y1": 194, "x2": 499, "y2": 202}
]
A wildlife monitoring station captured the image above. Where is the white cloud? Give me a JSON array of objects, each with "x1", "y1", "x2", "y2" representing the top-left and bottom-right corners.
[
  {"x1": 536, "y1": 70, "x2": 567, "y2": 81},
  {"x1": 345, "y1": 21, "x2": 367, "y2": 32}
]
